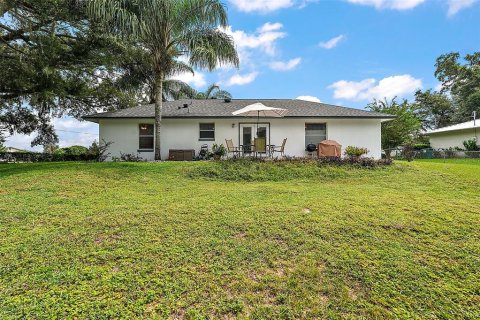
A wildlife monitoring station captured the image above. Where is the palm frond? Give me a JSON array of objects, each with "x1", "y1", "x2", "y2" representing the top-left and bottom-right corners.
[
  {"x1": 168, "y1": 60, "x2": 194, "y2": 77},
  {"x1": 162, "y1": 79, "x2": 196, "y2": 101},
  {"x1": 86, "y1": 0, "x2": 143, "y2": 38},
  {"x1": 211, "y1": 89, "x2": 231, "y2": 100},
  {"x1": 204, "y1": 83, "x2": 220, "y2": 98},
  {"x1": 183, "y1": 29, "x2": 239, "y2": 70},
  {"x1": 172, "y1": 0, "x2": 229, "y2": 32}
]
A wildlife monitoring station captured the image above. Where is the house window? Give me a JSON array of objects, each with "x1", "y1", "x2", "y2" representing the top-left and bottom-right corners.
[
  {"x1": 139, "y1": 124, "x2": 154, "y2": 150},
  {"x1": 199, "y1": 123, "x2": 215, "y2": 141},
  {"x1": 305, "y1": 123, "x2": 327, "y2": 148}
]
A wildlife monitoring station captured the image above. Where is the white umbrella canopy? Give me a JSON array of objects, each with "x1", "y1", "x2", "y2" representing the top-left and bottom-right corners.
[
  {"x1": 232, "y1": 103, "x2": 288, "y2": 150},
  {"x1": 232, "y1": 102, "x2": 288, "y2": 117}
]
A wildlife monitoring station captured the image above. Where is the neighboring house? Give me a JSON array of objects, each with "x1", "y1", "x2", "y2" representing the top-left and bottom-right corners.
[
  {"x1": 83, "y1": 99, "x2": 394, "y2": 160},
  {"x1": 426, "y1": 120, "x2": 479, "y2": 149},
  {"x1": 4, "y1": 147, "x2": 28, "y2": 153}
]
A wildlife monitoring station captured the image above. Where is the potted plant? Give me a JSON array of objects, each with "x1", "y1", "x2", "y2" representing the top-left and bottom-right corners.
[
  {"x1": 344, "y1": 146, "x2": 369, "y2": 160},
  {"x1": 211, "y1": 143, "x2": 226, "y2": 160}
]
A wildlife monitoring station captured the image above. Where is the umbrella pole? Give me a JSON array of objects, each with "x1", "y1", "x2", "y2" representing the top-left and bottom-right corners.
[
  {"x1": 257, "y1": 111, "x2": 260, "y2": 137},
  {"x1": 255, "y1": 111, "x2": 259, "y2": 158}
]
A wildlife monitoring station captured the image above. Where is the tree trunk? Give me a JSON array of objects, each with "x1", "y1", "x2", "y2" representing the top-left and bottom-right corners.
[
  {"x1": 384, "y1": 148, "x2": 392, "y2": 160},
  {"x1": 154, "y1": 73, "x2": 163, "y2": 160}
]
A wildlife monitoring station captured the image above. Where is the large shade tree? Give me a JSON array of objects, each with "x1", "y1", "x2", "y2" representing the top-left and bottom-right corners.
[
  {"x1": 0, "y1": 135, "x2": 5, "y2": 152},
  {"x1": 414, "y1": 89, "x2": 454, "y2": 130},
  {"x1": 86, "y1": 0, "x2": 239, "y2": 160},
  {"x1": 435, "y1": 52, "x2": 480, "y2": 122},
  {"x1": 0, "y1": 0, "x2": 139, "y2": 147},
  {"x1": 367, "y1": 97, "x2": 422, "y2": 159}
]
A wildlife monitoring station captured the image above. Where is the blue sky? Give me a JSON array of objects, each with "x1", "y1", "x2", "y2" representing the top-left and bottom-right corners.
[{"x1": 6, "y1": 0, "x2": 480, "y2": 150}]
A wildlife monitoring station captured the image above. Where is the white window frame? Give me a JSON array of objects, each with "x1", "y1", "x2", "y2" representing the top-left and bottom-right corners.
[
  {"x1": 305, "y1": 123, "x2": 327, "y2": 148},
  {"x1": 138, "y1": 123, "x2": 154, "y2": 151},
  {"x1": 199, "y1": 123, "x2": 215, "y2": 141}
]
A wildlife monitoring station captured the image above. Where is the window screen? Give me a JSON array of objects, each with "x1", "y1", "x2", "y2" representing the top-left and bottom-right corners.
[
  {"x1": 199, "y1": 123, "x2": 215, "y2": 140},
  {"x1": 305, "y1": 123, "x2": 326, "y2": 148},
  {"x1": 139, "y1": 124, "x2": 154, "y2": 149}
]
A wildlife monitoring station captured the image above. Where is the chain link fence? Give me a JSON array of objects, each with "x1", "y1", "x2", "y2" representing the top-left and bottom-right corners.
[{"x1": 384, "y1": 148, "x2": 480, "y2": 160}]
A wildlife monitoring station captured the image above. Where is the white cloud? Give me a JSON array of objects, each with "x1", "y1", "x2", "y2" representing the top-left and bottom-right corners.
[
  {"x1": 223, "y1": 23, "x2": 286, "y2": 57},
  {"x1": 4, "y1": 133, "x2": 40, "y2": 151},
  {"x1": 257, "y1": 22, "x2": 283, "y2": 33},
  {"x1": 57, "y1": 134, "x2": 97, "y2": 148},
  {"x1": 447, "y1": 0, "x2": 477, "y2": 16},
  {"x1": 4, "y1": 117, "x2": 98, "y2": 151},
  {"x1": 329, "y1": 74, "x2": 423, "y2": 101},
  {"x1": 218, "y1": 22, "x2": 288, "y2": 86},
  {"x1": 269, "y1": 57, "x2": 301, "y2": 71},
  {"x1": 296, "y1": 95, "x2": 321, "y2": 103},
  {"x1": 226, "y1": 72, "x2": 259, "y2": 86},
  {"x1": 229, "y1": 0, "x2": 294, "y2": 12},
  {"x1": 346, "y1": 0, "x2": 425, "y2": 10},
  {"x1": 170, "y1": 71, "x2": 207, "y2": 88},
  {"x1": 319, "y1": 35, "x2": 346, "y2": 49},
  {"x1": 329, "y1": 78, "x2": 376, "y2": 100},
  {"x1": 298, "y1": 0, "x2": 320, "y2": 9},
  {"x1": 52, "y1": 118, "x2": 92, "y2": 130}
]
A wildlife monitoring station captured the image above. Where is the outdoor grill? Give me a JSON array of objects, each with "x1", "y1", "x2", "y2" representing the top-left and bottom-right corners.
[{"x1": 306, "y1": 144, "x2": 317, "y2": 152}]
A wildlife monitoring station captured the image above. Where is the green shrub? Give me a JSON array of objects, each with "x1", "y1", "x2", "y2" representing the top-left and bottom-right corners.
[
  {"x1": 344, "y1": 146, "x2": 369, "y2": 158},
  {"x1": 414, "y1": 143, "x2": 431, "y2": 150},
  {"x1": 53, "y1": 148, "x2": 65, "y2": 156},
  {"x1": 463, "y1": 139, "x2": 479, "y2": 151},
  {"x1": 211, "y1": 143, "x2": 227, "y2": 157},
  {"x1": 62, "y1": 145, "x2": 89, "y2": 155},
  {"x1": 187, "y1": 158, "x2": 393, "y2": 181},
  {"x1": 120, "y1": 152, "x2": 144, "y2": 162}
]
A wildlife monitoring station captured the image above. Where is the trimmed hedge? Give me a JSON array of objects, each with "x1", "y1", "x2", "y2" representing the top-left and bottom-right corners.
[{"x1": 0, "y1": 152, "x2": 99, "y2": 162}]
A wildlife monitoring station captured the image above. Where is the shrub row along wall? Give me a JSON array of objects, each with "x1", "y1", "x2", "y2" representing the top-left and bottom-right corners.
[
  {"x1": 0, "y1": 152, "x2": 100, "y2": 162},
  {"x1": 186, "y1": 157, "x2": 394, "y2": 182}
]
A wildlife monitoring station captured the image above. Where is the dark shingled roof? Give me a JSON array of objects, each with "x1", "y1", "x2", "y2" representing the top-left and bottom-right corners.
[{"x1": 83, "y1": 99, "x2": 395, "y2": 121}]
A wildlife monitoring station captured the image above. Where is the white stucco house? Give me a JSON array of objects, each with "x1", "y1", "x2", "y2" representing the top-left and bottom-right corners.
[
  {"x1": 83, "y1": 99, "x2": 394, "y2": 160},
  {"x1": 426, "y1": 120, "x2": 479, "y2": 149}
]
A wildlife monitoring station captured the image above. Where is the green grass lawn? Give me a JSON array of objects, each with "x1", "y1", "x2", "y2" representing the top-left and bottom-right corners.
[{"x1": 0, "y1": 160, "x2": 479, "y2": 319}]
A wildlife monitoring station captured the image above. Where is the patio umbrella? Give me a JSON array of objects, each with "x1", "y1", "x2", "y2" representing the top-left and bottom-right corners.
[
  {"x1": 232, "y1": 102, "x2": 288, "y2": 134},
  {"x1": 232, "y1": 102, "x2": 288, "y2": 118}
]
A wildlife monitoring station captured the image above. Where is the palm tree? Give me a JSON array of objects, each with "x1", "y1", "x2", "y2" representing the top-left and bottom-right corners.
[
  {"x1": 115, "y1": 49, "x2": 197, "y2": 103},
  {"x1": 192, "y1": 83, "x2": 231, "y2": 100},
  {"x1": 87, "y1": 0, "x2": 239, "y2": 159}
]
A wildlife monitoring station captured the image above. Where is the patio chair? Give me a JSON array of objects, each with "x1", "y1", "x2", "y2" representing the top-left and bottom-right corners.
[
  {"x1": 198, "y1": 144, "x2": 209, "y2": 160},
  {"x1": 225, "y1": 139, "x2": 241, "y2": 158},
  {"x1": 271, "y1": 138, "x2": 287, "y2": 158},
  {"x1": 254, "y1": 137, "x2": 266, "y2": 157}
]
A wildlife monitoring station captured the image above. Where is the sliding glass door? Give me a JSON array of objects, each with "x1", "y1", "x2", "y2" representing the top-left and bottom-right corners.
[{"x1": 239, "y1": 123, "x2": 270, "y2": 154}]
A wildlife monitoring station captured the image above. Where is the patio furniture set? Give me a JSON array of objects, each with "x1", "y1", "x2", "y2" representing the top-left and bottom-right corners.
[{"x1": 225, "y1": 138, "x2": 287, "y2": 158}]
